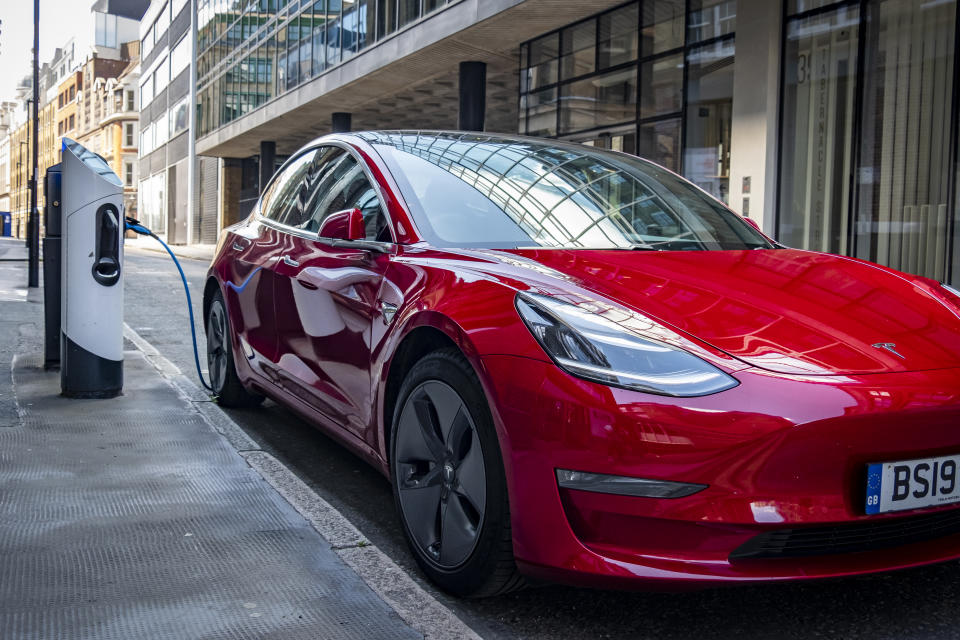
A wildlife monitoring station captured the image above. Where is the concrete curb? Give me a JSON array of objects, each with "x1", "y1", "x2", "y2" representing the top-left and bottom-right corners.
[{"x1": 122, "y1": 322, "x2": 483, "y2": 640}]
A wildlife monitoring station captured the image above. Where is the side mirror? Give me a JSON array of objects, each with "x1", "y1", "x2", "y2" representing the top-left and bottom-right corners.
[
  {"x1": 318, "y1": 208, "x2": 365, "y2": 241},
  {"x1": 742, "y1": 216, "x2": 762, "y2": 232}
]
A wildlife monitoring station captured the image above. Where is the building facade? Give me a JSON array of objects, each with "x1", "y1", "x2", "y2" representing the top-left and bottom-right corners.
[
  {"x1": 9, "y1": 97, "x2": 57, "y2": 239},
  {"x1": 0, "y1": 103, "x2": 16, "y2": 215},
  {"x1": 56, "y1": 71, "x2": 83, "y2": 143},
  {"x1": 137, "y1": 0, "x2": 207, "y2": 243},
  {"x1": 146, "y1": 0, "x2": 960, "y2": 289},
  {"x1": 76, "y1": 45, "x2": 142, "y2": 216},
  {"x1": 5, "y1": 0, "x2": 148, "y2": 239}
]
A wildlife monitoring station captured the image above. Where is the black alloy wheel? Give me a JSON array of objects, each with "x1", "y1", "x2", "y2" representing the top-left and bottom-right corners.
[
  {"x1": 391, "y1": 348, "x2": 523, "y2": 597},
  {"x1": 396, "y1": 379, "x2": 487, "y2": 568},
  {"x1": 205, "y1": 290, "x2": 263, "y2": 408},
  {"x1": 206, "y1": 300, "x2": 229, "y2": 392}
]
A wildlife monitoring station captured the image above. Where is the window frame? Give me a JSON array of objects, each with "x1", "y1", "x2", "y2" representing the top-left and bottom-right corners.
[
  {"x1": 255, "y1": 141, "x2": 396, "y2": 245},
  {"x1": 776, "y1": 0, "x2": 960, "y2": 285},
  {"x1": 518, "y1": 0, "x2": 737, "y2": 180}
]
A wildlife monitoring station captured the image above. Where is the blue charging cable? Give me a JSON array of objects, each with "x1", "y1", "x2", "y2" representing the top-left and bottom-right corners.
[{"x1": 125, "y1": 217, "x2": 214, "y2": 393}]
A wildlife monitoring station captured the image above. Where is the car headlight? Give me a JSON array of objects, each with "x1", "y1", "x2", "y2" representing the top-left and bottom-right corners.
[{"x1": 515, "y1": 292, "x2": 738, "y2": 397}]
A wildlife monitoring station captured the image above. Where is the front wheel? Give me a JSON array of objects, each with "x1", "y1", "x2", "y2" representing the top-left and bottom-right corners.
[
  {"x1": 206, "y1": 289, "x2": 263, "y2": 408},
  {"x1": 390, "y1": 349, "x2": 523, "y2": 598}
]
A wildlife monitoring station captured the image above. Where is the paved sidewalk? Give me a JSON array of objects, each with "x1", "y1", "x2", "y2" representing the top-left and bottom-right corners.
[{"x1": 0, "y1": 260, "x2": 422, "y2": 639}]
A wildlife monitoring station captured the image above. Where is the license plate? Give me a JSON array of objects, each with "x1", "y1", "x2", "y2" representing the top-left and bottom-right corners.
[{"x1": 866, "y1": 454, "x2": 960, "y2": 514}]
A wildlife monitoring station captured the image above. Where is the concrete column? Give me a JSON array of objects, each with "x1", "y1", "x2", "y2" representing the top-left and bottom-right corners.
[
  {"x1": 458, "y1": 61, "x2": 486, "y2": 132},
  {"x1": 332, "y1": 112, "x2": 352, "y2": 133},
  {"x1": 221, "y1": 158, "x2": 243, "y2": 229},
  {"x1": 259, "y1": 140, "x2": 276, "y2": 195},
  {"x1": 728, "y1": 0, "x2": 783, "y2": 235}
]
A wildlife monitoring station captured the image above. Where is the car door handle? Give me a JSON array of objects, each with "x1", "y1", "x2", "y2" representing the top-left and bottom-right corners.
[
  {"x1": 282, "y1": 255, "x2": 300, "y2": 268},
  {"x1": 295, "y1": 266, "x2": 379, "y2": 292},
  {"x1": 231, "y1": 241, "x2": 245, "y2": 251},
  {"x1": 295, "y1": 273, "x2": 319, "y2": 290}
]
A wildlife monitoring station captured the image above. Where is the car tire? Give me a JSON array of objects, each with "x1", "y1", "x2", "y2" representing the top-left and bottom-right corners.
[
  {"x1": 390, "y1": 348, "x2": 523, "y2": 598},
  {"x1": 205, "y1": 289, "x2": 264, "y2": 408}
]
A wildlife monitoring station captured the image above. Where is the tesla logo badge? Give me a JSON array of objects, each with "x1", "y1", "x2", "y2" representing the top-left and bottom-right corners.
[
  {"x1": 380, "y1": 301, "x2": 398, "y2": 325},
  {"x1": 872, "y1": 343, "x2": 905, "y2": 359}
]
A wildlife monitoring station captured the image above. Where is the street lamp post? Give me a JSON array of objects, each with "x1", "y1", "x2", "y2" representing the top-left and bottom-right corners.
[
  {"x1": 15, "y1": 160, "x2": 20, "y2": 237},
  {"x1": 18, "y1": 140, "x2": 28, "y2": 242},
  {"x1": 28, "y1": 0, "x2": 39, "y2": 287}
]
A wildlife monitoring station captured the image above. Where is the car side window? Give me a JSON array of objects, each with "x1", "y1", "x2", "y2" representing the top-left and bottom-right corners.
[
  {"x1": 260, "y1": 149, "x2": 318, "y2": 225},
  {"x1": 303, "y1": 151, "x2": 391, "y2": 242},
  {"x1": 294, "y1": 147, "x2": 351, "y2": 232}
]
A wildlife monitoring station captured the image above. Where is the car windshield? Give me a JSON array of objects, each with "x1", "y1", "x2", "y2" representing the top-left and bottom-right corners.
[{"x1": 362, "y1": 131, "x2": 773, "y2": 251}]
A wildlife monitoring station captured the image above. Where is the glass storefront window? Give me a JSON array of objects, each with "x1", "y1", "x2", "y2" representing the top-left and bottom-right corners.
[
  {"x1": 561, "y1": 21, "x2": 596, "y2": 81},
  {"x1": 341, "y1": 0, "x2": 360, "y2": 62},
  {"x1": 788, "y1": 0, "x2": 844, "y2": 15},
  {"x1": 640, "y1": 53, "x2": 682, "y2": 119},
  {"x1": 521, "y1": 0, "x2": 736, "y2": 202},
  {"x1": 560, "y1": 68, "x2": 637, "y2": 135},
  {"x1": 854, "y1": 0, "x2": 956, "y2": 281},
  {"x1": 169, "y1": 96, "x2": 189, "y2": 136},
  {"x1": 357, "y1": 0, "x2": 372, "y2": 53},
  {"x1": 154, "y1": 112, "x2": 169, "y2": 148},
  {"x1": 778, "y1": 5, "x2": 859, "y2": 254},
  {"x1": 140, "y1": 75, "x2": 153, "y2": 109},
  {"x1": 599, "y1": 4, "x2": 638, "y2": 69},
  {"x1": 688, "y1": 0, "x2": 736, "y2": 43},
  {"x1": 780, "y1": 0, "x2": 960, "y2": 285},
  {"x1": 326, "y1": 7, "x2": 341, "y2": 67},
  {"x1": 527, "y1": 88, "x2": 558, "y2": 137},
  {"x1": 171, "y1": 35, "x2": 191, "y2": 80},
  {"x1": 575, "y1": 129, "x2": 638, "y2": 155},
  {"x1": 398, "y1": 0, "x2": 420, "y2": 30},
  {"x1": 641, "y1": 0, "x2": 684, "y2": 57},
  {"x1": 286, "y1": 17, "x2": 301, "y2": 89},
  {"x1": 195, "y1": 0, "x2": 453, "y2": 137},
  {"x1": 297, "y1": 17, "x2": 313, "y2": 82},
  {"x1": 683, "y1": 40, "x2": 735, "y2": 203},
  {"x1": 639, "y1": 117, "x2": 681, "y2": 173},
  {"x1": 528, "y1": 33, "x2": 559, "y2": 90},
  {"x1": 310, "y1": 1, "x2": 327, "y2": 74},
  {"x1": 276, "y1": 23, "x2": 288, "y2": 95},
  {"x1": 263, "y1": 33, "x2": 278, "y2": 103},
  {"x1": 377, "y1": 0, "x2": 397, "y2": 38}
]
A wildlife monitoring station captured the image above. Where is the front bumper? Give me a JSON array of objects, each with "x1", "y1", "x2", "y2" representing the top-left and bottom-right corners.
[{"x1": 479, "y1": 355, "x2": 960, "y2": 588}]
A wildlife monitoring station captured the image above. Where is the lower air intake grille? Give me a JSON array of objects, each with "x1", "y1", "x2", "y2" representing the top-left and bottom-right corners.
[{"x1": 730, "y1": 507, "x2": 960, "y2": 560}]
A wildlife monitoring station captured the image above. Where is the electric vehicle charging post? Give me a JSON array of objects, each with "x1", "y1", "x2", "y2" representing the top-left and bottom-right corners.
[{"x1": 60, "y1": 139, "x2": 124, "y2": 398}]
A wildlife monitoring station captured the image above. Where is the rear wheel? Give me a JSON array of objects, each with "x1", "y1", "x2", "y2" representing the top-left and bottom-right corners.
[
  {"x1": 390, "y1": 348, "x2": 523, "y2": 598},
  {"x1": 206, "y1": 290, "x2": 263, "y2": 408}
]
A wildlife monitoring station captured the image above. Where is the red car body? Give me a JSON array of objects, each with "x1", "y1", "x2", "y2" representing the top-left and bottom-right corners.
[{"x1": 205, "y1": 132, "x2": 960, "y2": 589}]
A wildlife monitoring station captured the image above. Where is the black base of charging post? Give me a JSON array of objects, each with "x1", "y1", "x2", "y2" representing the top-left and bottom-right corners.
[
  {"x1": 60, "y1": 333, "x2": 122, "y2": 399},
  {"x1": 43, "y1": 163, "x2": 62, "y2": 370},
  {"x1": 42, "y1": 237, "x2": 60, "y2": 368}
]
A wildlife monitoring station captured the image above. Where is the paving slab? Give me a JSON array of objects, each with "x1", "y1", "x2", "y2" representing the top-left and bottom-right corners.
[{"x1": 0, "y1": 286, "x2": 422, "y2": 639}]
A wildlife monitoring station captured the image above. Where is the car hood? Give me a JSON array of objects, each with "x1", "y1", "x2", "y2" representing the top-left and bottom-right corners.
[{"x1": 490, "y1": 248, "x2": 960, "y2": 375}]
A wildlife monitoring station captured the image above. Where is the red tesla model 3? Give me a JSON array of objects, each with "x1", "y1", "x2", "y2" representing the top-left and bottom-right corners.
[{"x1": 204, "y1": 131, "x2": 960, "y2": 597}]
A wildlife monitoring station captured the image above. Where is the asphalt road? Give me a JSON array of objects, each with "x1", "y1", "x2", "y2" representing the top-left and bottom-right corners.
[{"x1": 124, "y1": 247, "x2": 960, "y2": 640}]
